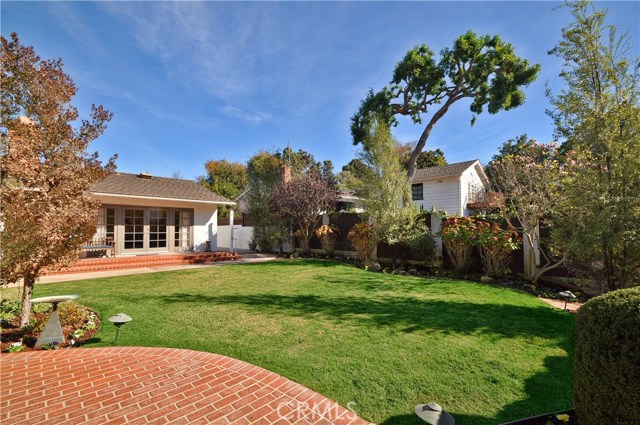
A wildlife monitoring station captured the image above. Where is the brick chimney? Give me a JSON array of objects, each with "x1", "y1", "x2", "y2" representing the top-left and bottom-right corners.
[{"x1": 281, "y1": 164, "x2": 292, "y2": 184}]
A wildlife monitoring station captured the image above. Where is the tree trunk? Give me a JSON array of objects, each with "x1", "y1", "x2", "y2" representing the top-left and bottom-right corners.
[
  {"x1": 391, "y1": 243, "x2": 397, "y2": 269},
  {"x1": 406, "y1": 99, "x2": 457, "y2": 180},
  {"x1": 523, "y1": 232, "x2": 537, "y2": 282},
  {"x1": 19, "y1": 272, "x2": 36, "y2": 328}
]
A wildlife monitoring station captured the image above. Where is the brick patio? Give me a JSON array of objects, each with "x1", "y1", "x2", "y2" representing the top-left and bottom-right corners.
[{"x1": 0, "y1": 347, "x2": 371, "y2": 425}]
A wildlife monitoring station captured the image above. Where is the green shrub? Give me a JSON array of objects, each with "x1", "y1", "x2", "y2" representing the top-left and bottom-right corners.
[
  {"x1": 404, "y1": 229, "x2": 436, "y2": 265},
  {"x1": 1, "y1": 299, "x2": 50, "y2": 323},
  {"x1": 574, "y1": 287, "x2": 640, "y2": 425}
]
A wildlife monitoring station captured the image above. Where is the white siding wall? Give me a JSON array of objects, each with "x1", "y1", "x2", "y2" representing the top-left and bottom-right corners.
[
  {"x1": 412, "y1": 176, "x2": 462, "y2": 215},
  {"x1": 460, "y1": 165, "x2": 488, "y2": 216}
]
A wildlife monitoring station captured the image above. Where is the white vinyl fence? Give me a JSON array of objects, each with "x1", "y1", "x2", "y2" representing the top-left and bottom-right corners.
[{"x1": 217, "y1": 225, "x2": 254, "y2": 252}]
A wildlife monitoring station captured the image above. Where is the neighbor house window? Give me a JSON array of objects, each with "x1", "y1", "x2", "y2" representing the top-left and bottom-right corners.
[{"x1": 412, "y1": 183, "x2": 424, "y2": 201}]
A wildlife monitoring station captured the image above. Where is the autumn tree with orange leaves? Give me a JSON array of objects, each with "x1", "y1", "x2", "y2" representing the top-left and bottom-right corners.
[{"x1": 1, "y1": 33, "x2": 116, "y2": 327}]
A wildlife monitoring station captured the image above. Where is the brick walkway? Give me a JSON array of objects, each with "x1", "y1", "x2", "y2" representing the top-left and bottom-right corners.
[
  {"x1": 539, "y1": 297, "x2": 583, "y2": 313},
  {"x1": 1, "y1": 347, "x2": 370, "y2": 425}
]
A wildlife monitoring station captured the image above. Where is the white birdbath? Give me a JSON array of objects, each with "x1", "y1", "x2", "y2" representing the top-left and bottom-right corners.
[{"x1": 31, "y1": 295, "x2": 80, "y2": 347}]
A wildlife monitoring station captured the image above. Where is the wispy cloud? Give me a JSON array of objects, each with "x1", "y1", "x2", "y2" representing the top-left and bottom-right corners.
[
  {"x1": 220, "y1": 106, "x2": 270, "y2": 124},
  {"x1": 100, "y1": 2, "x2": 284, "y2": 99}
]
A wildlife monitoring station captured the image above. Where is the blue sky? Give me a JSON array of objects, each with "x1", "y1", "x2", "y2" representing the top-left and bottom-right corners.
[{"x1": 3, "y1": 1, "x2": 639, "y2": 179}]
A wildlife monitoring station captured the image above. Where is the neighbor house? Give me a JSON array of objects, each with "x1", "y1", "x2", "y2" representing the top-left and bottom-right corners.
[
  {"x1": 410, "y1": 159, "x2": 490, "y2": 216},
  {"x1": 90, "y1": 172, "x2": 234, "y2": 255},
  {"x1": 410, "y1": 160, "x2": 491, "y2": 257}
]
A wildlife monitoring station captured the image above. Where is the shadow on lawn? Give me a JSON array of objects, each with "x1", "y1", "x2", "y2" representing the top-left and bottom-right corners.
[
  {"x1": 452, "y1": 352, "x2": 573, "y2": 425},
  {"x1": 240, "y1": 258, "x2": 348, "y2": 268},
  {"x1": 152, "y1": 292, "x2": 574, "y2": 341},
  {"x1": 139, "y1": 291, "x2": 574, "y2": 425},
  {"x1": 376, "y1": 354, "x2": 573, "y2": 425}
]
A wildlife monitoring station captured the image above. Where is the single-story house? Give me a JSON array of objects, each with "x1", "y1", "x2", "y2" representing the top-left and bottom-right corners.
[
  {"x1": 410, "y1": 159, "x2": 490, "y2": 216},
  {"x1": 91, "y1": 172, "x2": 234, "y2": 255}
]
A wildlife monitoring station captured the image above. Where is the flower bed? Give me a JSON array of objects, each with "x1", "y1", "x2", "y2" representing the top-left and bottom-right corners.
[{"x1": 0, "y1": 300, "x2": 100, "y2": 352}]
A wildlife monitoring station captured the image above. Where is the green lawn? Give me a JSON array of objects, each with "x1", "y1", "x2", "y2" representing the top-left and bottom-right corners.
[{"x1": 2, "y1": 259, "x2": 574, "y2": 424}]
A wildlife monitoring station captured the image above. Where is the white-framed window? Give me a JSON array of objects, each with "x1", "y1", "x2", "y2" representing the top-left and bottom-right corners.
[
  {"x1": 96, "y1": 207, "x2": 115, "y2": 239},
  {"x1": 174, "y1": 210, "x2": 192, "y2": 250},
  {"x1": 468, "y1": 183, "x2": 483, "y2": 202},
  {"x1": 412, "y1": 183, "x2": 424, "y2": 201}
]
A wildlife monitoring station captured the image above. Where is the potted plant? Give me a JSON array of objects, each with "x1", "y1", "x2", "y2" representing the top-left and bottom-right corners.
[{"x1": 248, "y1": 239, "x2": 257, "y2": 252}]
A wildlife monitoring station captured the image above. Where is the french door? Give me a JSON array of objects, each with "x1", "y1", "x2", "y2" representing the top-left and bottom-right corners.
[
  {"x1": 148, "y1": 209, "x2": 168, "y2": 252},
  {"x1": 123, "y1": 208, "x2": 169, "y2": 253},
  {"x1": 123, "y1": 208, "x2": 145, "y2": 252}
]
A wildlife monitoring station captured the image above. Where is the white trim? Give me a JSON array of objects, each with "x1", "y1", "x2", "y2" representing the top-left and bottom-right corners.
[
  {"x1": 472, "y1": 161, "x2": 490, "y2": 188},
  {"x1": 92, "y1": 192, "x2": 235, "y2": 206}
]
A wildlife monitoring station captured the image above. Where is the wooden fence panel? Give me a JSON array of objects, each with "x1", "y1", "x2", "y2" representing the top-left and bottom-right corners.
[{"x1": 330, "y1": 213, "x2": 362, "y2": 252}]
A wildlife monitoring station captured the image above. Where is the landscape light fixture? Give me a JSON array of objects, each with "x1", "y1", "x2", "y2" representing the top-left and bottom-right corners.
[
  {"x1": 108, "y1": 313, "x2": 132, "y2": 343},
  {"x1": 415, "y1": 402, "x2": 455, "y2": 425},
  {"x1": 558, "y1": 291, "x2": 576, "y2": 311}
]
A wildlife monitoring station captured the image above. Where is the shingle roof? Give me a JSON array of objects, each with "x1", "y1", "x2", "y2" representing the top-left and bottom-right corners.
[
  {"x1": 92, "y1": 172, "x2": 233, "y2": 204},
  {"x1": 412, "y1": 160, "x2": 479, "y2": 181}
]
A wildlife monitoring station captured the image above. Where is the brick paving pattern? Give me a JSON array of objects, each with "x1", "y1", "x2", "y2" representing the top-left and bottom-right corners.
[{"x1": 1, "y1": 347, "x2": 371, "y2": 425}]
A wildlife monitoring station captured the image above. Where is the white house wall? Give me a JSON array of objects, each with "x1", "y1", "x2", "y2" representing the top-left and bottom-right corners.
[
  {"x1": 460, "y1": 166, "x2": 487, "y2": 216},
  {"x1": 193, "y1": 204, "x2": 218, "y2": 251},
  {"x1": 412, "y1": 176, "x2": 461, "y2": 215}
]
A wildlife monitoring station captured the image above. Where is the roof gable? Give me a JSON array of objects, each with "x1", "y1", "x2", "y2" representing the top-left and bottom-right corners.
[
  {"x1": 412, "y1": 160, "x2": 480, "y2": 182},
  {"x1": 92, "y1": 172, "x2": 233, "y2": 204}
]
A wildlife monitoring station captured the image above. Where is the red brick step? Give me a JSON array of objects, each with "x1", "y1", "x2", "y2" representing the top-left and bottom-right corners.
[{"x1": 44, "y1": 252, "x2": 242, "y2": 275}]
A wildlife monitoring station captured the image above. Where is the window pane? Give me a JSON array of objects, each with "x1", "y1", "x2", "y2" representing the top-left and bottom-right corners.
[{"x1": 412, "y1": 184, "x2": 423, "y2": 201}]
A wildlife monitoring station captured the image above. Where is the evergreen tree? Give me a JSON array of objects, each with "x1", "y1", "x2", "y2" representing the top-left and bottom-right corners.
[{"x1": 548, "y1": 0, "x2": 640, "y2": 290}]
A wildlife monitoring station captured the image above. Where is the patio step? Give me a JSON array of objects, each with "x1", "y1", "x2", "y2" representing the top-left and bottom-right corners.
[{"x1": 44, "y1": 252, "x2": 242, "y2": 275}]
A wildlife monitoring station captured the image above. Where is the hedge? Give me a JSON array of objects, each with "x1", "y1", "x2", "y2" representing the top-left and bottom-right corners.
[{"x1": 574, "y1": 286, "x2": 640, "y2": 424}]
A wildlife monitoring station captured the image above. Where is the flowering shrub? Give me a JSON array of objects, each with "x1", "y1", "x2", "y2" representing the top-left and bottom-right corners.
[
  {"x1": 292, "y1": 229, "x2": 307, "y2": 252},
  {"x1": 440, "y1": 216, "x2": 521, "y2": 276},
  {"x1": 347, "y1": 223, "x2": 378, "y2": 266},
  {"x1": 474, "y1": 220, "x2": 521, "y2": 277},
  {"x1": 439, "y1": 216, "x2": 477, "y2": 273},
  {"x1": 314, "y1": 224, "x2": 340, "y2": 256}
]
